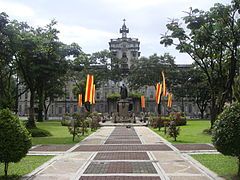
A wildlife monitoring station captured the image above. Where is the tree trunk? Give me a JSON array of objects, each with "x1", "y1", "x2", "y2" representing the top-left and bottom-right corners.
[
  {"x1": 238, "y1": 156, "x2": 240, "y2": 177},
  {"x1": 4, "y1": 162, "x2": 8, "y2": 177},
  {"x1": 15, "y1": 78, "x2": 19, "y2": 114},
  {"x1": 44, "y1": 107, "x2": 49, "y2": 120},
  {"x1": 26, "y1": 90, "x2": 36, "y2": 128},
  {"x1": 200, "y1": 109, "x2": 204, "y2": 119},
  {"x1": 37, "y1": 88, "x2": 44, "y2": 122},
  {"x1": 210, "y1": 96, "x2": 218, "y2": 129}
]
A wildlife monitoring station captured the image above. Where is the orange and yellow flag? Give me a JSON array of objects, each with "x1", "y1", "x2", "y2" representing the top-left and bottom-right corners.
[
  {"x1": 85, "y1": 74, "x2": 94, "y2": 104},
  {"x1": 167, "y1": 93, "x2": 173, "y2": 108},
  {"x1": 78, "y1": 94, "x2": 82, "y2": 107},
  {"x1": 162, "y1": 71, "x2": 167, "y2": 97},
  {"x1": 155, "y1": 83, "x2": 162, "y2": 104},
  {"x1": 92, "y1": 84, "x2": 96, "y2": 104},
  {"x1": 141, "y1": 95, "x2": 145, "y2": 108}
]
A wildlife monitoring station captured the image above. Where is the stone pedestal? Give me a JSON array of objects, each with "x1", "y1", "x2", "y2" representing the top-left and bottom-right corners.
[{"x1": 117, "y1": 99, "x2": 130, "y2": 122}]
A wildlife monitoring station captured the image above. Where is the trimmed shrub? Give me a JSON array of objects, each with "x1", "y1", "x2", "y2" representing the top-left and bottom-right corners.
[
  {"x1": 89, "y1": 112, "x2": 101, "y2": 130},
  {"x1": 0, "y1": 109, "x2": 32, "y2": 176},
  {"x1": 170, "y1": 112, "x2": 187, "y2": 126},
  {"x1": 61, "y1": 119, "x2": 71, "y2": 126},
  {"x1": 167, "y1": 120, "x2": 180, "y2": 141},
  {"x1": 27, "y1": 128, "x2": 52, "y2": 137},
  {"x1": 68, "y1": 113, "x2": 89, "y2": 141},
  {"x1": 212, "y1": 102, "x2": 240, "y2": 177}
]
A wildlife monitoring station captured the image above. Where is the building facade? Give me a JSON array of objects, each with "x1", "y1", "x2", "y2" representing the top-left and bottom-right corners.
[
  {"x1": 18, "y1": 20, "x2": 203, "y2": 118},
  {"x1": 109, "y1": 19, "x2": 140, "y2": 69}
]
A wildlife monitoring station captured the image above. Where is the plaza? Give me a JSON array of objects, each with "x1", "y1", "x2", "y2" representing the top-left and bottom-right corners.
[{"x1": 0, "y1": 0, "x2": 240, "y2": 179}]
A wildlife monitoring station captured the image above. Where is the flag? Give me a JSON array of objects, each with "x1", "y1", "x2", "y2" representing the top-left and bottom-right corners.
[
  {"x1": 85, "y1": 74, "x2": 94, "y2": 104},
  {"x1": 141, "y1": 95, "x2": 145, "y2": 108},
  {"x1": 162, "y1": 71, "x2": 167, "y2": 96},
  {"x1": 78, "y1": 94, "x2": 82, "y2": 107},
  {"x1": 155, "y1": 83, "x2": 162, "y2": 104},
  {"x1": 92, "y1": 84, "x2": 96, "y2": 104},
  {"x1": 167, "y1": 93, "x2": 173, "y2": 108}
]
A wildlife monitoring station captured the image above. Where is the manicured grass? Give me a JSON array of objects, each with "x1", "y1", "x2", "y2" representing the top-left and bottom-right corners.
[
  {"x1": 32, "y1": 121, "x2": 94, "y2": 145},
  {"x1": 150, "y1": 120, "x2": 212, "y2": 144},
  {"x1": 0, "y1": 155, "x2": 53, "y2": 179},
  {"x1": 192, "y1": 154, "x2": 239, "y2": 179}
]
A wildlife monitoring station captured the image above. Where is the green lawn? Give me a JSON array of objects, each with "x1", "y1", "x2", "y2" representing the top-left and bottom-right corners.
[
  {"x1": 192, "y1": 154, "x2": 239, "y2": 179},
  {"x1": 32, "y1": 121, "x2": 94, "y2": 145},
  {"x1": 150, "y1": 120, "x2": 212, "y2": 144},
  {"x1": 0, "y1": 155, "x2": 53, "y2": 179}
]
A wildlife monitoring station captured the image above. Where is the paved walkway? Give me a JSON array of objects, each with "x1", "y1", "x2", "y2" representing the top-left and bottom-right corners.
[{"x1": 25, "y1": 126, "x2": 222, "y2": 180}]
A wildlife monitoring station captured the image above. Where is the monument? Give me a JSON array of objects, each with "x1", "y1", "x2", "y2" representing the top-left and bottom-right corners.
[{"x1": 116, "y1": 84, "x2": 131, "y2": 122}]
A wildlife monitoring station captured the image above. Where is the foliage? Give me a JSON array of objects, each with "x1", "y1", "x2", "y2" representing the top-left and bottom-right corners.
[
  {"x1": 61, "y1": 119, "x2": 71, "y2": 126},
  {"x1": 149, "y1": 113, "x2": 186, "y2": 128},
  {"x1": 233, "y1": 75, "x2": 240, "y2": 102},
  {"x1": 0, "y1": 13, "x2": 20, "y2": 111},
  {"x1": 88, "y1": 112, "x2": 101, "y2": 130},
  {"x1": 128, "y1": 92, "x2": 142, "y2": 99},
  {"x1": 107, "y1": 93, "x2": 120, "y2": 101},
  {"x1": 0, "y1": 12, "x2": 82, "y2": 126},
  {"x1": 161, "y1": 1, "x2": 240, "y2": 127},
  {"x1": 170, "y1": 112, "x2": 187, "y2": 126},
  {"x1": 27, "y1": 128, "x2": 52, "y2": 137},
  {"x1": 0, "y1": 109, "x2": 32, "y2": 176},
  {"x1": 192, "y1": 154, "x2": 238, "y2": 179},
  {"x1": 128, "y1": 53, "x2": 176, "y2": 89},
  {"x1": 70, "y1": 50, "x2": 112, "y2": 101},
  {"x1": 68, "y1": 113, "x2": 89, "y2": 141},
  {"x1": 212, "y1": 102, "x2": 240, "y2": 176},
  {"x1": 31, "y1": 121, "x2": 92, "y2": 145},
  {"x1": 172, "y1": 67, "x2": 210, "y2": 118},
  {"x1": 151, "y1": 120, "x2": 211, "y2": 144},
  {"x1": 167, "y1": 120, "x2": 180, "y2": 141},
  {"x1": 0, "y1": 155, "x2": 53, "y2": 179}
]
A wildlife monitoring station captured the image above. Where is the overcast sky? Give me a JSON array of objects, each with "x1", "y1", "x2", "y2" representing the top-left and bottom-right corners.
[{"x1": 0, "y1": 0, "x2": 230, "y2": 64}]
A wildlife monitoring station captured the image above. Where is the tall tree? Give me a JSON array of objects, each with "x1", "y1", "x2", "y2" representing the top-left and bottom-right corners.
[
  {"x1": 33, "y1": 21, "x2": 81, "y2": 122},
  {"x1": 160, "y1": 1, "x2": 240, "y2": 127},
  {"x1": 128, "y1": 53, "x2": 176, "y2": 90},
  {"x1": 0, "y1": 12, "x2": 17, "y2": 110}
]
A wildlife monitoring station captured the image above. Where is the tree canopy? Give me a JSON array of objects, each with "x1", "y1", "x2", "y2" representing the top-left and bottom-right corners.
[{"x1": 160, "y1": 0, "x2": 240, "y2": 126}]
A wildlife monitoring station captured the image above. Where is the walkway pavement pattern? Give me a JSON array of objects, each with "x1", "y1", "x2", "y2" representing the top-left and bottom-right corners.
[{"x1": 25, "y1": 126, "x2": 222, "y2": 180}]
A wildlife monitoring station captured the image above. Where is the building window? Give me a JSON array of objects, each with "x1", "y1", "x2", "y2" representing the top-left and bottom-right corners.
[
  {"x1": 122, "y1": 52, "x2": 127, "y2": 58},
  {"x1": 19, "y1": 105, "x2": 22, "y2": 115},
  {"x1": 112, "y1": 52, "x2": 117, "y2": 57},
  {"x1": 97, "y1": 92, "x2": 100, "y2": 99},
  {"x1": 188, "y1": 104, "x2": 192, "y2": 114},
  {"x1": 25, "y1": 93, "x2": 28, "y2": 100},
  {"x1": 132, "y1": 51, "x2": 136, "y2": 57},
  {"x1": 24, "y1": 104, "x2": 28, "y2": 115},
  {"x1": 66, "y1": 105, "x2": 70, "y2": 113},
  {"x1": 59, "y1": 107, "x2": 62, "y2": 114},
  {"x1": 74, "y1": 105, "x2": 77, "y2": 112}
]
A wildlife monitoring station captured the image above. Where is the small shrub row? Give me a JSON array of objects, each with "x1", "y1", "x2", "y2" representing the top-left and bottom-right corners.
[
  {"x1": 149, "y1": 112, "x2": 187, "y2": 128},
  {"x1": 67, "y1": 112, "x2": 101, "y2": 141},
  {"x1": 27, "y1": 128, "x2": 52, "y2": 137},
  {"x1": 61, "y1": 119, "x2": 71, "y2": 126}
]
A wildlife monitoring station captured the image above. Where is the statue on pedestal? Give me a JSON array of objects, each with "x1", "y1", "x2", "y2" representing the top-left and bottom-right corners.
[{"x1": 120, "y1": 84, "x2": 128, "y2": 99}]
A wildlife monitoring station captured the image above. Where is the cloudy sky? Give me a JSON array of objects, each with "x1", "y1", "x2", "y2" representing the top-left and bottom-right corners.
[{"x1": 0, "y1": 0, "x2": 230, "y2": 64}]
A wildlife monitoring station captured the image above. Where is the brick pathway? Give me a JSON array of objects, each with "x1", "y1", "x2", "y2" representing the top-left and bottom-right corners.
[{"x1": 26, "y1": 126, "x2": 221, "y2": 180}]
